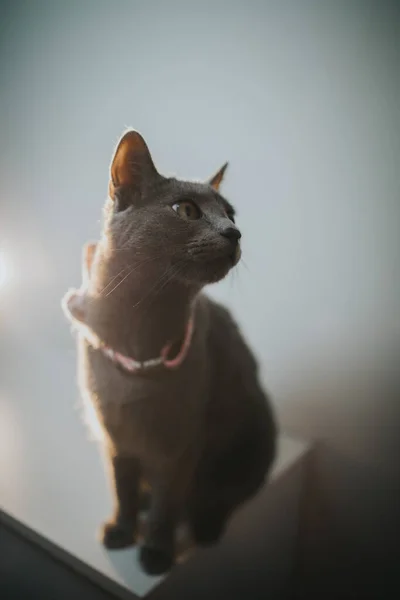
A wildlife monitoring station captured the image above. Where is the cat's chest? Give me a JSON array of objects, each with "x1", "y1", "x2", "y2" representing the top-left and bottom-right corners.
[{"x1": 78, "y1": 338, "x2": 206, "y2": 459}]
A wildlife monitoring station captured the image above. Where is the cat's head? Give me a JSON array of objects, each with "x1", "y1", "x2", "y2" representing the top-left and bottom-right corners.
[{"x1": 102, "y1": 130, "x2": 241, "y2": 287}]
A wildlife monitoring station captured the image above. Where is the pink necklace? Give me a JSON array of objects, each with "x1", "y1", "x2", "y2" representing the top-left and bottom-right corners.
[
  {"x1": 99, "y1": 317, "x2": 195, "y2": 373},
  {"x1": 63, "y1": 287, "x2": 195, "y2": 374}
]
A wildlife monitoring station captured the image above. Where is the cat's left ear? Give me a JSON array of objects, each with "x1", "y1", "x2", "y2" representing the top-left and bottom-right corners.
[
  {"x1": 61, "y1": 288, "x2": 87, "y2": 324},
  {"x1": 208, "y1": 162, "x2": 228, "y2": 191},
  {"x1": 109, "y1": 130, "x2": 159, "y2": 199}
]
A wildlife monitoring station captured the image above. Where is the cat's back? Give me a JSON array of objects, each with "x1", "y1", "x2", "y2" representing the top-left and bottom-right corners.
[
  {"x1": 202, "y1": 294, "x2": 259, "y2": 378},
  {"x1": 203, "y1": 293, "x2": 274, "y2": 426}
]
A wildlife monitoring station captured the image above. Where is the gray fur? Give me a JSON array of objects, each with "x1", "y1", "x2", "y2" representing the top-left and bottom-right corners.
[{"x1": 63, "y1": 131, "x2": 277, "y2": 575}]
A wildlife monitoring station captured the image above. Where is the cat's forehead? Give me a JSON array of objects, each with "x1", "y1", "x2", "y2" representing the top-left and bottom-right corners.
[{"x1": 159, "y1": 177, "x2": 234, "y2": 213}]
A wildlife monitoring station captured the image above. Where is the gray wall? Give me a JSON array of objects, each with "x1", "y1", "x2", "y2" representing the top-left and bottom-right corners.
[{"x1": 1, "y1": 1, "x2": 399, "y2": 597}]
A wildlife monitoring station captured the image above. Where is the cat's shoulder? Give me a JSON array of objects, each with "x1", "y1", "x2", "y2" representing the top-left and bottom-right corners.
[{"x1": 196, "y1": 293, "x2": 237, "y2": 330}]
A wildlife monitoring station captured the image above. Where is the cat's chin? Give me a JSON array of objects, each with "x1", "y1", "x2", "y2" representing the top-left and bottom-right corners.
[
  {"x1": 205, "y1": 264, "x2": 233, "y2": 284},
  {"x1": 180, "y1": 257, "x2": 234, "y2": 287}
]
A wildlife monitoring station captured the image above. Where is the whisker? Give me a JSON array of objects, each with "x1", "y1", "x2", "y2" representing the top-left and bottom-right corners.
[
  {"x1": 240, "y1": 257, "x2": 250, "y2": 273},
  {"x1": 97, "y1": 265, "x2": 132, "y2": 297},
  {"x1": 85, "y1": 254, "x2": 165, "y2": 303},
  {"x1": 131, "y1": 261, "x2": 183, "y2": 310},
  {"x1": 230, "y1": 265, "x2": 239, "y2": 291},
  {"x1": 84, "y1": 265, "x2": 132, "y2": 305},
  {"x1": 147, "y1": 261, "x2": 187, "y2": 306},
  {"x1": 234, "y1": 265, "x2": 242, "y2": 292},
  {"x1": 228, "y1": 267, "x2": 235, "y2": 291},
  {"x1": 105, "y1": 256, "x2": 161, "y2": 298},
  {"x1": 104, "y1": 265, "x2": 138, "y2": 297}
]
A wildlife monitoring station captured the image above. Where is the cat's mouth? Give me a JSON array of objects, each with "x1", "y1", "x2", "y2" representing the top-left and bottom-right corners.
[
  {"x1": 182, "y1": 240, "x2": 241, "y2": 285},
  {"x1": 205, "y1": 246, "x2": 240, "y2": 269},
  {"x1": 231, "y1": 242, "x2": 242, "y2": 266},
  {"x1": 200, "y1": 249, "x2": 240, "y2": 283}
]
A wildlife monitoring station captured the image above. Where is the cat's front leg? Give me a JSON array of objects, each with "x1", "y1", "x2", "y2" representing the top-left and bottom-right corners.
[
  {"x1": 139, "y1": 466, "x2": 188, "y2": 575},
  {"x1": 100, "y1": 454, "x2": 140, "y2": 549}
]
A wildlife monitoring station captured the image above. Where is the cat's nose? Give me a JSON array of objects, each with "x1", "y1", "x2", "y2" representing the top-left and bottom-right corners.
[{"x1": 221, "y1": 226, "x2": 242, "y2": 244}]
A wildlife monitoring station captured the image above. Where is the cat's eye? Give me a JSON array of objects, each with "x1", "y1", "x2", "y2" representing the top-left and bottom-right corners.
[
  {"x1": 227, "y1": 213, "x2": 235, "y2": 224},
  {"x1": 172, "y1": 201, "x2": 202, "y2": 221}
]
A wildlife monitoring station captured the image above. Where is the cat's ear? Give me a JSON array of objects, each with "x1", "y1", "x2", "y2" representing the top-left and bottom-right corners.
[
  {"x1": 109, "y1": 130, "x2": 158, "y2": 199},
  {"x1": 82, "y1": 242, "x2": 97, "y2": 285},
  {"x1": 208, "y1": 162, "x2": 228, "y2": 191},
  {"x1": 61, "y1": 288, "x2": 87, "y2": 324}
]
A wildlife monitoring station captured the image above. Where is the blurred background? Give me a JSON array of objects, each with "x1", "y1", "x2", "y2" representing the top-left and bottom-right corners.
[{"x1": 1, "y1": 1, "x2": 399, "y2": 598}]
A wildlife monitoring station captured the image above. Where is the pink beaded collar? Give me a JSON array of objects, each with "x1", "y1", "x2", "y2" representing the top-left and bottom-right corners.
[
  {"x1": 98, "y1": 317, "x2": 195, "y2": 373},
  {"x1": 62, "y1": 287, "x2": 195, "y2": 374}
]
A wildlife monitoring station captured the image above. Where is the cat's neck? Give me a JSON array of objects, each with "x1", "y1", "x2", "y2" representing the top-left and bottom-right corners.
[{"x1": 85, "y1": 248, "x2": 198, "y2": 361}]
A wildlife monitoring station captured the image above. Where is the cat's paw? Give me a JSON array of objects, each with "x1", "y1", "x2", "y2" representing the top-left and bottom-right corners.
[
  {"x1": 139, "y1": 545, "x2": 174, "y2": 575},
  {"x1": 99, "y1": 520, "x2": 136, "y2": 549}
]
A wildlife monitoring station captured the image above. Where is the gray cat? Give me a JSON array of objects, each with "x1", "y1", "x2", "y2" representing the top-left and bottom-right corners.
[{"x1": 62, "y1": 131, "x2": 277, "y2": 576}]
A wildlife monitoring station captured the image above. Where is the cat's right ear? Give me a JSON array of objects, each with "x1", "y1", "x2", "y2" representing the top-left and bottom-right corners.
[{"x1": 109, "y1": 130, "x2": 159, "y2": 200}]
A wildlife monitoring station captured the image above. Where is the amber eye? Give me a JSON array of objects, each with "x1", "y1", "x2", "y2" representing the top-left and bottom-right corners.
[{"x1": 172, "y1": 201, "x2": 202, "y2": 221}]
